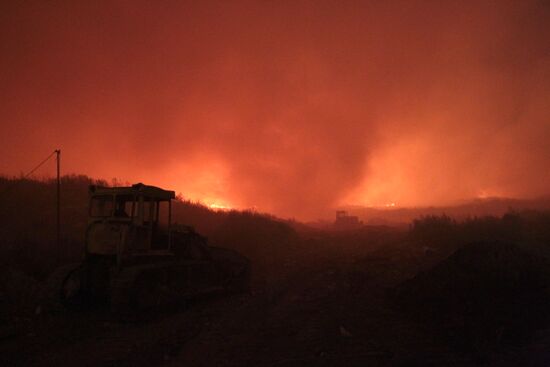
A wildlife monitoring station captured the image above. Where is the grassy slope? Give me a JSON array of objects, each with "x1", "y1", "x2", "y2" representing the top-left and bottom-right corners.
[{"x1": 0, "y1": 175, "x2": 297, "y2": 279}]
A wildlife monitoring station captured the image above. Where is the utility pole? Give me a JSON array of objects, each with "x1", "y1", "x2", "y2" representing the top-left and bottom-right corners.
[{"x1": 55, "y1": 149, "x2": 61, "y2": 253}]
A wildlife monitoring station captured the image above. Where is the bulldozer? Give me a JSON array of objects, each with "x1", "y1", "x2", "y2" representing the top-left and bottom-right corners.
[{"x1": 49, "y1": 183, "x2": 250, "y2": 315}]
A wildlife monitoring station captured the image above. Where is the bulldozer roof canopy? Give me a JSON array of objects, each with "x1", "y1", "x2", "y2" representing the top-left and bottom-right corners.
[{"x1": 89, "y1": 183, "x2": 175, "y2": 201}]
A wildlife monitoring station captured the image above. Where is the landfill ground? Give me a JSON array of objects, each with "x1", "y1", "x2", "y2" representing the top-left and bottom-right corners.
[{"x1": 2, "y1": 230, "x2": 550, "y2": 367}]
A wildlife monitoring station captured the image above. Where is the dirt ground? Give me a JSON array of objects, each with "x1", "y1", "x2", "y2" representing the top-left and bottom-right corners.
[{"x1": 2, "y1": 232, "x2": 550, "y2": 367}]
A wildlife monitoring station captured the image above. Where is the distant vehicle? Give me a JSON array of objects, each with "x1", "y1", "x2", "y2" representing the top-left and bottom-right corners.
[
  {"x1": 334, "y1": 210, "x2": 363, "y2": 230},
  {"x1": 49, "y1": 183, "x2": 250, "y2": 315}
]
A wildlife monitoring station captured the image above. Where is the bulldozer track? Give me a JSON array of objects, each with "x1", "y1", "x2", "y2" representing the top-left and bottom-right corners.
[{"x1": 40, "y1": 263, "x2": 82, "y2": 312}]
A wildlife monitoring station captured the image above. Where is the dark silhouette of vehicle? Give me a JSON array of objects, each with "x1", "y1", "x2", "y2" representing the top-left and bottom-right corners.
[
  {"x1": 51, "y1": 183, "x2": 250, "y2": 315},
  {"x1": 334, "y1": 210, "x2": 362, "y2": 230}
]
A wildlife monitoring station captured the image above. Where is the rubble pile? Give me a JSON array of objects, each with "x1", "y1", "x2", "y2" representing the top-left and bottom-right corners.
[{"x1": 397, "y1": 241, "x2": 550, "y2": 352}]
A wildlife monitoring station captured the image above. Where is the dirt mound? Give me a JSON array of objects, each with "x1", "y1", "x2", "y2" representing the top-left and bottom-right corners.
[{"x1": 396, "y1": 241, "x2": 550, "y2": 355}]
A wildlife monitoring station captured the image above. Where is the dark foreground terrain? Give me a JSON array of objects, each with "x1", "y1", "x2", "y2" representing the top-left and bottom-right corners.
[
  {"x1": 3, "y1": 226, "x2": 550, "y2": 367},
  {"x1": 2, "y1": 177, "x2": 550, "y2": 366},
  {"x1": 1, "y1": 228, "x2": 456, "y2": 367}
]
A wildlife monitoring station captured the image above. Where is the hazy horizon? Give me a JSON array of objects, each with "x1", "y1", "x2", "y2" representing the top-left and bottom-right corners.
[{"x1": 3, "y1": 173, "x2": 550, "y2": 225}]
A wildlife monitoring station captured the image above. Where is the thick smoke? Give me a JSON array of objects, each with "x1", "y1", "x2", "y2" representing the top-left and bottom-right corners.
[{"x1": 1, "y1": 1, "x2": 549, "y2": 219}]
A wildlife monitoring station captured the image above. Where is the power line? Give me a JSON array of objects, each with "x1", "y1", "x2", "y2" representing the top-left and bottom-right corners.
[
  {"x1": 22, "y1": 150, "x2": 57, "y2": 179},
  {"x1": 0, "y1": 150, "x2": 58, "y2": 196}
]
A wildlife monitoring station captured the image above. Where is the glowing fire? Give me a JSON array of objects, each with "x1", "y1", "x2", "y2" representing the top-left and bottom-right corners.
[
  {"x1": 476, "y1": 189, "x2": 504, "y2": 199},
  {"x1": 206, "y1": 201, "x2": 232, "y2": 211}
]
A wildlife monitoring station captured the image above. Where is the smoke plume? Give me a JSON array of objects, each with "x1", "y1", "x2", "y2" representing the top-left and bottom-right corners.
[{"x1": 1, "y1": 0, "x2": 549, "y2": 219}]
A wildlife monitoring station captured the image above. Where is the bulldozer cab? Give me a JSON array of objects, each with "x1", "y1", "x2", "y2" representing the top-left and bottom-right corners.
[{"x1": 86, "y1": 183, "x2": 175, "y2": 260}]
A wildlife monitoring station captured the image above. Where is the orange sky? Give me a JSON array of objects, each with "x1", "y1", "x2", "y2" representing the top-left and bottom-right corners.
[{"x1": 1, "y1": 0, "x2": 549, "y2": 219}]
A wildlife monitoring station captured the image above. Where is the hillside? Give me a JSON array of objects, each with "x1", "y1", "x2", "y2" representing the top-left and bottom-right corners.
[{"x1": 0, "y1": 175, "x2": 296, "y2": 279}]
